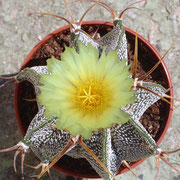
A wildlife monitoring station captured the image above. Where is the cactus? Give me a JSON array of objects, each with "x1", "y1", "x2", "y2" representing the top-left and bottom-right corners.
[{"x1": 0, "y1": 0, "x2": 180, "y2": 180}]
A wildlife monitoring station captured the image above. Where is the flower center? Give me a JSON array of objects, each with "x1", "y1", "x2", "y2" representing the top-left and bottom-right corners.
[{"x1": 75, "y1": 79, "x2": 110, "y2": 113}]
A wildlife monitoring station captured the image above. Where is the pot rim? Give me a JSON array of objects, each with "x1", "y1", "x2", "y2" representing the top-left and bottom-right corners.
[{"x1": 14, "y1": 20, "x2": 174, "y2": 178}]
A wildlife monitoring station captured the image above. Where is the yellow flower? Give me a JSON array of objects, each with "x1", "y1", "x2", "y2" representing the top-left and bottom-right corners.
[{"x1": 38, "y1": 42, "x2": 135, "y2": 139}]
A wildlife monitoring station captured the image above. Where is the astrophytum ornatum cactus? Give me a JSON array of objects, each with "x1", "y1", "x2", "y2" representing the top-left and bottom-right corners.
[{"x1": 0, "y1": 1, "x2": 180, "y2": 180}]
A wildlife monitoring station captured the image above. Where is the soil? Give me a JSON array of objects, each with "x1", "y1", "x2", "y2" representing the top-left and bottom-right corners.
[{"x1": 16, "y1": 24, "x2": 170, "y2": 177}]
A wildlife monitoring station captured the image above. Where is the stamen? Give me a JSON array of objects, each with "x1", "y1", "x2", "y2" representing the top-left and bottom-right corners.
[
  {"x1": 76, "y1": 80, "x2": 105, "y2": 111},
  {"x1": 82, "y1": 98, "x2": 88, "y2": 104},
  {"x1": 26, "y1": 12, "x2": 74, "y2": 29},
  {"x1": 89, "y1": 85, "x2": 91, "y2": 95},
  {"x1": 78, "y1": 95, "x2": 88, "y2": 98},
  {"x1": 89, "y1": 98, "x2": 92, "y2": 103},
  {"x1": 79, "y1": 137, "x2": 116, "y2": 180},
  {"x1": 83, "y1": 89, "x2": 88, "y2": 95}
]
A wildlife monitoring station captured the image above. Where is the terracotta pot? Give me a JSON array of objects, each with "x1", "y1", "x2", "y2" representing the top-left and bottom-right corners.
[{"x1": 14, "y1": 21, "x2": 174, "y2": 178}]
